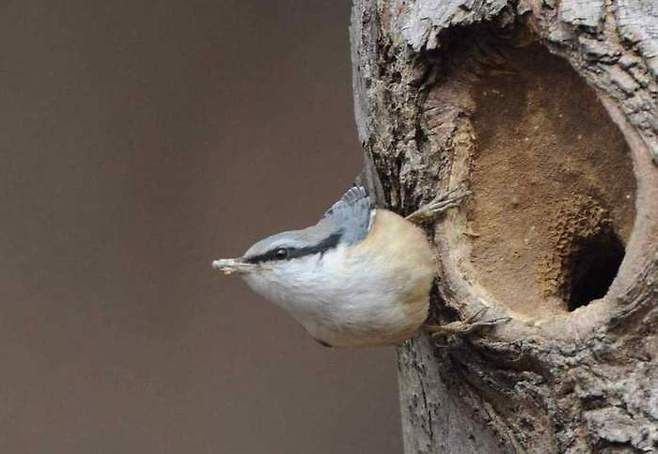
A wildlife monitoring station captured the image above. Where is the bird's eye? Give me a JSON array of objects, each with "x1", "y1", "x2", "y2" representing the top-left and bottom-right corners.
[{"x1": 274, "y1": 248, "x2": 288, "y2": 260}]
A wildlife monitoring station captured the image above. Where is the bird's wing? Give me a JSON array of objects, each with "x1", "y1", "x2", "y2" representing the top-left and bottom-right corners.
[{"x1": 322, "y1": 186, "x2": 373, "y2": 244}]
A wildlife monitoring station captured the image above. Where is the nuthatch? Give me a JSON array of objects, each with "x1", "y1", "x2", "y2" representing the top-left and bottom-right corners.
[{"x1": 212, "y1": 186, "x2": 471, "y2": 348}]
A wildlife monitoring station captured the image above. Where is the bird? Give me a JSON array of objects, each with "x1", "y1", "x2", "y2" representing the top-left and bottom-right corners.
[{"x1": 212, "y1": 186, "x2": 473, "y2": 348}]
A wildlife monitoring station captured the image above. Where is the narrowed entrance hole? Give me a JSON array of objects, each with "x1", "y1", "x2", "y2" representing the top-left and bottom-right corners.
[{"x1": 567, "y1": 231, "x2": 625, "y2": 311}]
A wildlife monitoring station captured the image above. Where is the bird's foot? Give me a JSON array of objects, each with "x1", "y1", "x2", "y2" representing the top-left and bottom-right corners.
[
  {"x1": 405, "y1": 186, "x2": 470, "y2": 224},
  {"x1": 424, "y1": 307, "x2": 511, "y2": 339}
]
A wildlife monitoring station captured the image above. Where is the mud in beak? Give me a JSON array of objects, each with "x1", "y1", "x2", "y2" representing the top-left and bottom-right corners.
[{"x1": 211, "y1": 258, "x2": 256, "y2": 275}]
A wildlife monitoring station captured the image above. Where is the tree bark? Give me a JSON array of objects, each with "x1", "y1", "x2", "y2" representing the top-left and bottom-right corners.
[{"x1": 350, "y1": 1, "x2": 658, "y2": 453}]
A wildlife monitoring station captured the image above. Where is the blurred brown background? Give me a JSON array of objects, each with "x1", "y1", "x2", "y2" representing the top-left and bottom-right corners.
[{"x1": 0, "y1": 1, "x2": 402, "y2": 453}]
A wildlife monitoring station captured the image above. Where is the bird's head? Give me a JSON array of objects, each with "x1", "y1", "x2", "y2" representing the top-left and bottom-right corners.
[
  {"x1": 212, "y1": 223, "x2": 343, "y2": 305},
  {"x1": 213, "y1": 186, "x2": 371, "y2": 313}
]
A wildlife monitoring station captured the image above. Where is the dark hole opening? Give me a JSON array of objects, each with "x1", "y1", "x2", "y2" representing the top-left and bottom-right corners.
[{"x1": 567, "y1": 230, "x2": 625, "y2": 311}]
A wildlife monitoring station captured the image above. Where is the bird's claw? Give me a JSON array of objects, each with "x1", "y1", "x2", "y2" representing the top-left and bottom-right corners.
[
  {"x1": 425, "y1": 307, "x2": 511, "y2": 339},
  {"x1": 406, "y1": 185, "x2": 471, "y2": 224}
]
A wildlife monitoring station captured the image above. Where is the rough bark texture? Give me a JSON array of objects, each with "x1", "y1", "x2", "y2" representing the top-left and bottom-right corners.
[{"x1": 350, "y1": 1, "x2": 658, "y2": 453}]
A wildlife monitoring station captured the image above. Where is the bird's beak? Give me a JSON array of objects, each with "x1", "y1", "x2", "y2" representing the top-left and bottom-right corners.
[{"x1": 211, "y1": 257, "x2": 256, "y2": 275}]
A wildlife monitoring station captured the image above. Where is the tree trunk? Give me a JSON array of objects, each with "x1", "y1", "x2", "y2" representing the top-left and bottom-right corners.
[{"x1": 350, "y1": 1, "x2": 658, "y2": 453}]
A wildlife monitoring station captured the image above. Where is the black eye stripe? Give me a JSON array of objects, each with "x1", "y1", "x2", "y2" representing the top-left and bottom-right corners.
[{"x1": 245, "y1": 232, "x2": 342, "y2": 264}]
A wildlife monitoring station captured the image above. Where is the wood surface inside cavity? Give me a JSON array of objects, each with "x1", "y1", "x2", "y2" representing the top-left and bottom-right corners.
[{"x1": 466, "y1": 45, "x2": 636, "y2": 318}]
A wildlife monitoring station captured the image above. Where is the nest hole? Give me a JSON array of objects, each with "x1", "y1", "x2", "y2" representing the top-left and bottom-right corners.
[
  {"x1": 566, "y1": 230, "x2": 625, "y2": 311},
  {"x1": 459, "y1": 43, "x2": 636, "y2": 318}
]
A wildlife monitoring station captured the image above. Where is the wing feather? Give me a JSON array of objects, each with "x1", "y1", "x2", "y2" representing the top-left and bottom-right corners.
[{"x1": 322, "y1": 186, "x2": 372, "y2": 245}]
